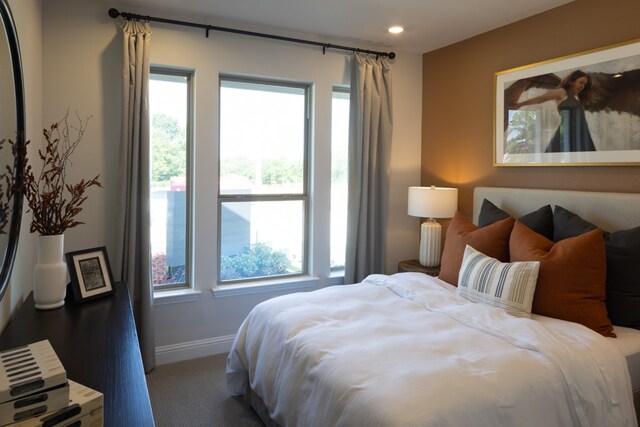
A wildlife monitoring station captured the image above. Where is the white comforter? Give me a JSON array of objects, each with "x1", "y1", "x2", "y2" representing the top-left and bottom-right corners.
[{"x1": 227, "y1": 273, "x2": 637, "y2": 427}]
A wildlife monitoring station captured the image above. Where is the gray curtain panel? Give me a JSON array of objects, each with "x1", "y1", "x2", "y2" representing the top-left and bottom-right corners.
[
  {"x1": 115, "y1": 20, "x2": 155, "y2": 372},
  {"x1": 344, "y1": 54, "x2": 393, "y2": 284}
]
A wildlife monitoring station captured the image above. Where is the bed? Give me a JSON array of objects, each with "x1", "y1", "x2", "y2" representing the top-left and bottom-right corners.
[{"x1": 227, "y1": 187, "x2": 640, "y2": 426}]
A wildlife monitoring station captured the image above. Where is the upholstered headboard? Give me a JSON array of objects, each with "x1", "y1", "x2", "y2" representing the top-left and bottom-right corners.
[
  {"x1": 473, "y1": 186, "x2": 640, "y2": 417},
  {"x1": 473, "y1": 187, "x2": 640, "y2": 232}
]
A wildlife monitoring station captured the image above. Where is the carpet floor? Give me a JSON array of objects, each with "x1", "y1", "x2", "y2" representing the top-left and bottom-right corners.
[{"x1": 146, "y1": 353, "x2": 263, "y2": 426}]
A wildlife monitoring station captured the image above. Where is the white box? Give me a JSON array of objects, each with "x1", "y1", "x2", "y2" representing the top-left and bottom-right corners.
[
  {"x1": 5, "y1": 380, "x2": 103, "y2": 427},
  {"x1": 0, "y1": 382, "x2": 69, "y2": 426},
  {"x1": 0, "y1": 341, "x2": 66, "y2": 404}
]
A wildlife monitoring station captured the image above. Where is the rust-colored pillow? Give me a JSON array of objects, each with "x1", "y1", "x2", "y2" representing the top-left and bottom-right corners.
[
  {"x1": 439, "y1": 211, "x2": 514, "y2": 286},
  {"x1": 509, "y1": 220, "x2": 615, "y2": 337}
]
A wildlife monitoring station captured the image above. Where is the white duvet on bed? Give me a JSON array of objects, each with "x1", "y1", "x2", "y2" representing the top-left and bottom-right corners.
[{"x1": 227, "y1": 272, "x2": 637, "y2": 427}]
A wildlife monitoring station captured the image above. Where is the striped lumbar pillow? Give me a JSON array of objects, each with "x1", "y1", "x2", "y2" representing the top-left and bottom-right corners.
[{"x1": 456, "y1": 245, "x2": 540, "y2": 318}]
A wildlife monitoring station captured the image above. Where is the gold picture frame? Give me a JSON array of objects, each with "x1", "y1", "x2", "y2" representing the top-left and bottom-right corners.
[{"x1": 494, "y1": 38, "x2": 640, "y2": 166}]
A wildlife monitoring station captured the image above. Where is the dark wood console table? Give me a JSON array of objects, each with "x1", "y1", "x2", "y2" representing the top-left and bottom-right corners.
[{"x1": 0, "y1": 282, "x2": 155, "y2": 427}]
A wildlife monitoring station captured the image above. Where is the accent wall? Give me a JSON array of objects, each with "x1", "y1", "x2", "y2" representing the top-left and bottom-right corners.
[{"x1": 422, "y1": 0, "x2": 640, "y2": 216}]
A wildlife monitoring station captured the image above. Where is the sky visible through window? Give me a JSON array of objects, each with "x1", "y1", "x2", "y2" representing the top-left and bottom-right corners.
[
  {"x1": 331, "y1": 91, "x2": 349, "y2": 269},
  {"x1": 220, "y1": 84, "x2": 304, "y2": 167}
]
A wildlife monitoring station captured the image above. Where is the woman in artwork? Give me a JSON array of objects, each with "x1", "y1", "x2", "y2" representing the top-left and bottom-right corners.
[{"x1": 511, "y1": 70, "x2": 596, "y2": 153}]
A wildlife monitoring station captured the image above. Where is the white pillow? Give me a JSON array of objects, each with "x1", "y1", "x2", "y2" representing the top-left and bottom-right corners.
[{"x1": 456, "y1": 245, "x2": 540, "y2": 318}]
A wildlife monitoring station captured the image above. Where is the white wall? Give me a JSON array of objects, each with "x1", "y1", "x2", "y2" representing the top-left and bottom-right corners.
[
  {"x1": 39, "y1": 0, "x2": 423, "y2": 363},
  {"x1": 0, "y1": 0, "x2": 42, "y2": 331}
]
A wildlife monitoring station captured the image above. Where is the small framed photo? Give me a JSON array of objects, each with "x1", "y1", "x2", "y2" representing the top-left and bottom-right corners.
[{"x1": 66, "y1": 246, "x2": 115, "y2": 303}]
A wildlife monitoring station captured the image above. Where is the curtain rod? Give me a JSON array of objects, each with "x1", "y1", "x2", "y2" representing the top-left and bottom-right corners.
[{"x1": 108, "y1": 8, "x2": 396, "y2": 60}]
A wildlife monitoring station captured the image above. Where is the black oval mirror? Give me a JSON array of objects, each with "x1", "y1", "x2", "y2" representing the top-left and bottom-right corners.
[{"x1": 0, "y1": 0, "x2": 25, "y2": 301}]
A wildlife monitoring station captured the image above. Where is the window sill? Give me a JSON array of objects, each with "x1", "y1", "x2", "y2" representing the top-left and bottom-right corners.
[
  {"x1": 328, "y1": 270, "x2": 345, "y2": 286},
  {"x1": 212, "y1": 275, "x2": 320, "y2": 298},
  {"x1": 154, "y1": 288, "x2": 201, "y2": 305}
]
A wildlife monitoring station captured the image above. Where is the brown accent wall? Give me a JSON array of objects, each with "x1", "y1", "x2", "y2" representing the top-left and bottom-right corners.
[{"x1": 422, "y1": 0, "x2": 640, "y2": 217}]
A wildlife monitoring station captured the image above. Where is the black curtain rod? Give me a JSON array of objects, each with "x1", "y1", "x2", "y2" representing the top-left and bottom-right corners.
[{"x1": 108, "y1": 8, "x2": 396, "y2": 60}]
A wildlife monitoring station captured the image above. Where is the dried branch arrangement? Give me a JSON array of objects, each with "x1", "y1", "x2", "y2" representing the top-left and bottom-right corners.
[{"x1": 24, "y1": 112, "x2": 102, "y2": 236}]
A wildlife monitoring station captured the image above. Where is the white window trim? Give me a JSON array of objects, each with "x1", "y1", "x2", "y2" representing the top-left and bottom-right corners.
[
  {"x1": 212, "y1": 275, "x2": 321, "y2": 298},
  {"x1": 154, "y1": 288, "x2": 202, "y2": 305}
]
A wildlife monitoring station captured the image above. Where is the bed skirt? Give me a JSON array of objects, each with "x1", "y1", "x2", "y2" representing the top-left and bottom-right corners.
[
  {"x1": 237, "y1": 334, "x2": 639, "y2": 425},
  {"x1": 246, "y1": 389, "x2": 281, "y2": 427},
  {"x1": 244, "y1": 387, "x2": 640, "y2": 426}
]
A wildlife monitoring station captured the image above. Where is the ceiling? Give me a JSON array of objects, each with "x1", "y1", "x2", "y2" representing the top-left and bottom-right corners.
[{"x1": 115, "y1": 0, "x2": 574, "y2": 54}]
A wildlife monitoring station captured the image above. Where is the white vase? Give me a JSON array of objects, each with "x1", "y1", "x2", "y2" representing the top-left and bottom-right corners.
[{"x1": 33, "y1": 234, "x2": 68, "y2": 310}]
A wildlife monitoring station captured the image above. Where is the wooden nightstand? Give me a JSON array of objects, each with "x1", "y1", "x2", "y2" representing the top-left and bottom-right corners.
[{"x1": 397, "y1": 259, "x2": 440, "y2": 276}]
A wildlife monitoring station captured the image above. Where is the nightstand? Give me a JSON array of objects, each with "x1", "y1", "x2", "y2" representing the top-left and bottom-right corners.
[{"x1": 397, "y1": 259, "x2": 440, "y2": 276}]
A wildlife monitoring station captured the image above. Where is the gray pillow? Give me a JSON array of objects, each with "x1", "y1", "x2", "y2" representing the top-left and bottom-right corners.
[{"x1": 478, "y1": 199, "x2": 554, "y2": 241}]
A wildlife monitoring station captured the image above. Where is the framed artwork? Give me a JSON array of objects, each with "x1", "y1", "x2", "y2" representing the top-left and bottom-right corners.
[
  {"x1": 66, "y1": 246, "x2": 115, "y2": 303},
  {"x1": 495, "y1": 38, "x2": 640, "y2": 166}
]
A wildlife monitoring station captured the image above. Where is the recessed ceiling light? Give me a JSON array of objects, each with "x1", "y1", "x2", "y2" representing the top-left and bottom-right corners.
[{"x1": 388, "y1": 26, "x2": 404, "y2": 34}]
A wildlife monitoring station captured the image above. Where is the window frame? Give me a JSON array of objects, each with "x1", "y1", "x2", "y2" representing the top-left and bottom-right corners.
[
  {"x1": 217, "y1": 74, "x2": 312, "y2": 285},
  {"x1": 149, "y1": 66, "x2": 195, "y2": 292}
]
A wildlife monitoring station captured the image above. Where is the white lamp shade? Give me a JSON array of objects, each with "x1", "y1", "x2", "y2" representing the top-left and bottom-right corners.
[{"x1": 407, "y1": 186, "x2": 458, "y2": 219}]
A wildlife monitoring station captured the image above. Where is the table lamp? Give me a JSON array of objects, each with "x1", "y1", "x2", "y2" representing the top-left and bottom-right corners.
[{"x1": 407, "y1": 186, "x2": 458, "y2": 267}]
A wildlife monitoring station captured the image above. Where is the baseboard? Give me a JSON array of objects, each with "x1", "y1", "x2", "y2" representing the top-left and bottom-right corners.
[{"x1": 155, "y1": 334, "x2": 236, "y2": 366}]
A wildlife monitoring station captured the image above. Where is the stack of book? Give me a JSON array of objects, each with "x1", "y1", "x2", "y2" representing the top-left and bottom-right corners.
[{"x1": 0, "y1": 340, "x2": 103, "y2": 426}]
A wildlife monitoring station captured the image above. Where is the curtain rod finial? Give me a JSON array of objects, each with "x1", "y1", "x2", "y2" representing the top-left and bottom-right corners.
[
  {"x1": 388, "y1": 52, "x2": 396, "y2": 60},
  {"x1": 108, "y1": 8, "x2": 121, "y2": 19}
]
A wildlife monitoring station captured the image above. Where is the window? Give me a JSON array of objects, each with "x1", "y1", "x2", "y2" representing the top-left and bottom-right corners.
[
  {"x1": 218, "y1": 76, "x2": 310, "y2": 283},
  {"x1": 149, "y1": 69, "x2": 192, "y2": 289},
  {"x1": 331, "y1": 87, "x2": 349, "y2": 270},
  {"x1": 506, "y1": 109, "x2": 539, "y2": 154}
]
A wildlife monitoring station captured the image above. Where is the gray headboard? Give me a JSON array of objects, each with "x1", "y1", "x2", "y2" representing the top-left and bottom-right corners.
[{"x1": 473, "y1": 187, "x2": 640, "y2": 232}]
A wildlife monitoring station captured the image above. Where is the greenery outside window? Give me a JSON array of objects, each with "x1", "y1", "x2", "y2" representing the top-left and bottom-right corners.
[
  {"x1": 218, "y1": 76, "x2": 310, "y2": 283},
  {"x1": 149, "y1": 69, "x2": 192, "y2": 289}
]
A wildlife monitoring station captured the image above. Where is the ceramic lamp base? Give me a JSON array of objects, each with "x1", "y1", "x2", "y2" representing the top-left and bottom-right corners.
[{"x1": 419, "y1": 219, "x2": 441, "y2": 267}]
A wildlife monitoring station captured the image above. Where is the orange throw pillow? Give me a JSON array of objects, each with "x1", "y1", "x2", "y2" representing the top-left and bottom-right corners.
[
  {"x1": 439, "y1": 211, "x2": 514, "y2": 286},
  {"x1": 509, "y1": 220, "x2": 614, "y2": 337}
]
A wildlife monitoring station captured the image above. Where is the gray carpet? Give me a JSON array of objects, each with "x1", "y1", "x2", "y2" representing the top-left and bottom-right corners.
[{"x1": 146, "y1": 353, "x2": 263, "y2": 426}]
